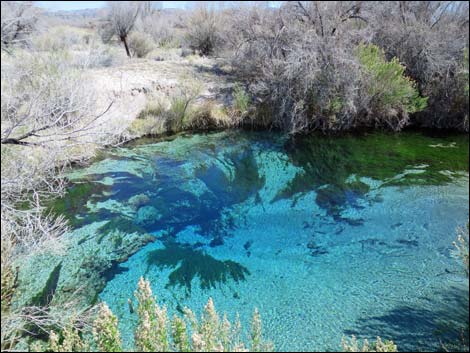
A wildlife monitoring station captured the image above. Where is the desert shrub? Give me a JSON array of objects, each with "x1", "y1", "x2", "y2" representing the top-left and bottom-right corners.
[
  {"x1": 0, "y1": 249, "x2": 16, "y2": 311},
  {"x1": 184, "y1": 101, "x2": 221, "y2": 131},
  {"x1": 83, "y1": 45, "x2": 123, "y2": 68},
  {"x1": 30, "y1": 25, "x2": 122, "y2": 68},
  {"x1": 48, "y1": 325, "x2": 90, "y2": 352},
  {"x1": 1, "y1": 50, "x2": 95, "y2": 141},
  {"x1": 134, "y1": 277, "x2": 272, "y2": 352},
  {"x1": 464, "y1": 49, "x2": 469, "y2": 98},
  {"x1": 226, "y1": 3, "x2": 370, "y2": 132},
  {"x1": 0, "y1": 48, "x2": 105, "y2": 349},
  {"x1": 128, "y1": 31, "x2": 154, "y2": 58},
  {"x1": 93, "y1": 304, "x2": 122, "y2": 352},
  {"x1": 32, "y1": 26, "x2": 86, "y2": 52},
  {"x1": 341, "y1": 335, "x2": 397, "y2": 352},
  {"x1": 232, "y1": 83, "x2": 251, "y2": 116},
  {"x1": 184, "y1": 5, "x2": 223, "y2": 56},
  {"x1": 357, "y1": 44, "x2": 428, "y2": 130},
  {"x1": 368, "y1": 1, "x2": 469, "y2": 131},
  {"x1": 1, "y1": 1, "x2": 38, "y2": 51},
  {"x1": 226, "y1": 2, "x2": 468, "y2": 133},
  {"x1": 137, "y1": 11, "x2": 183, "y2": 48},
  {"x1": 36, "y1": 278, "x2": 272, "y2": 352}
]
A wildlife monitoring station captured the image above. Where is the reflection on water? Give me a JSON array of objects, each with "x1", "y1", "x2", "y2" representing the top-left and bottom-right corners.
[{"x1": 50, "y1": 130, "x2": 469, "y2": 351}]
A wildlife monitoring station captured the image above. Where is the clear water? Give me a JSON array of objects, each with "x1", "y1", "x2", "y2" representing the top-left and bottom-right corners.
[{"x1": 55, "y1": 131, "x2": 469, "y2": 351}]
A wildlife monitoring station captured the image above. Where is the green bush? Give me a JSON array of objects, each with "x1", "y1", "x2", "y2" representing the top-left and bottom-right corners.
[
  {"x1": 232, "y1": 83, "x2": 251, "y2": 115},
  {"x1": 357, "y1": 44, "x2": 428, "y2": 116}
]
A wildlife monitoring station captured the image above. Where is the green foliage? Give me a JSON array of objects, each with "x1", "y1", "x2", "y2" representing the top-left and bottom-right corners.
[
  {"x1": 93, "y1": 303, "x2": 122, "y2": 352},
  {"x1": 130, "y1": 277, "x2": 271, "y2": 352},
  {"x1": 172, "y1": 316, "x2": 190, "y2": 352},
  {"x1": 328, "y1": 97, "x2": 343, "y2": 114},
  {"x1": 134, "y1": 277, "x2": 169, "y2": 351},
  {"x1": 32, "y1": 26, "x2": 88, "y2": 52},
  {"x1": 168, "y1": 96, "x2": 192, "y2": 131},
  {"x1": 357, "y1": 44, "x2": 428, "y2": 115},
  {"x1": 0, "y1": 264, "x2": 16, "y2": 312},
  {"x1": 232, "y1": 83, "x2": 251, "y2": 115},
  {"x1": 47, "y1": 325, "x2": 90, "y2": 352},
  {"x1": 341, "y1": 335, "x2": 398, "y2": 352}
]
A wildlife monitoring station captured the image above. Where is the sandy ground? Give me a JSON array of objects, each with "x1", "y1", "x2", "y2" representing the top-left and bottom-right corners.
[{"x1": 86, "y1": 50, "x2": 234, "y2": 138}]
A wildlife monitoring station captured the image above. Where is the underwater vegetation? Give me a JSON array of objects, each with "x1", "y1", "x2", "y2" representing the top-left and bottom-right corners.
[
  {"x1": 146, "y1": 242, "x2": 250, "y2": 294},
  {"x1": 46, "y1": 182, "x2": 112, "y2": 227},
  {"x1": 43, "y1": 131, "x2": 470, "y2": 295},
  {"x1": 33, "y1": 131, "x2": 469, "y2": 351},
  {"x1": 277, "y1": 131, "x2": 469, "y2": 220}
]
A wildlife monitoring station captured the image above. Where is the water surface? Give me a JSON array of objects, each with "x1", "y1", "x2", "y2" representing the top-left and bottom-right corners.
[{"x1": 54, "y1": 131, "x2": 469, "y2": 351}]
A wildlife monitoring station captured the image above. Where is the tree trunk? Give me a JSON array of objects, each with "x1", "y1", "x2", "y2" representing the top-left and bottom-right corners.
[{"x1": 121, "y1": 35, "x2": 131, "y2": 57}]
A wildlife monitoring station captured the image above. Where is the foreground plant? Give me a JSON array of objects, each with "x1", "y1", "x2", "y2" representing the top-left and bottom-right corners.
[
  {"x1": 341, "y1": 335, "x2": 398, "y2": 352},
  {"x1": 37, "y1": 277, "x2": 272, "y2": 352},
  {"x1": 93, "y1": 303, "x2": 122, "y2": 352},
  {"x1": 133, "y1": 277, "x2": 273, "y2": 352}
]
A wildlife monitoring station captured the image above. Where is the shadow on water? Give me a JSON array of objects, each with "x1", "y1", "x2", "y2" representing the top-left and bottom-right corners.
[
  {"x1": 343, "y1": 285, "x2": 470, "y2": 351},
  {"x1": 146, "y1": 241, "x2": 250, "y2": 296}
]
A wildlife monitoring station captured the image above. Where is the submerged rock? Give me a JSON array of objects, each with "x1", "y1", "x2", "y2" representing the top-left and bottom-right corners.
[
  {"x1": 135, "y1": 205, "x2": 162, "y2": 227},
  {"x1": 12, "y1": 221, "x2": 156, "y2": 310},
  {"x1": 128, "y1": 193, "x2": 150, "y2": 210}
]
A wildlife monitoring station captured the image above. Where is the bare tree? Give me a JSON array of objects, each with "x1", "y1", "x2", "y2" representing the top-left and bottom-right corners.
[
  {"x1": 0, "y1": 1, "x2": 38, "y2": 51},
  {"x1": 103, "y1": 1, "x2": 142, "y2": 57},
  {"x1": 0, "y1": 40, "x2": 115, "y2": 352},
  {"x1": 1, "y1": 51, "x2": 113, "y2": 147}
]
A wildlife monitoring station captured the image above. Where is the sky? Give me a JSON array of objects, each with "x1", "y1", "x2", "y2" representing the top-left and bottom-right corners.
[{"x1": 35, "y1": 1, "x2": 283, "y2": 12}]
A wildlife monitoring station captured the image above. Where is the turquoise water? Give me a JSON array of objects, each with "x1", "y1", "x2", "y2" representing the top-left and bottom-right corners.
[{"x1": 57, "y1": 131, "x2": 469, "y2": 351}]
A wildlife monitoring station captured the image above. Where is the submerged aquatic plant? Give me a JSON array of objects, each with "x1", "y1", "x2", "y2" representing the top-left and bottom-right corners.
[
  {"x1": 146, "y1": 242, "x2": 249, "y2": 293},
  {"x1": 277, "y1": 131, "x2": 469, "y2": 220}
]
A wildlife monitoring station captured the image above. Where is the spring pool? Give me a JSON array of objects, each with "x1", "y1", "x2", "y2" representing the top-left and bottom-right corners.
[{"x1": 54, "y1": 130, "x2": 469, "y2": 351}]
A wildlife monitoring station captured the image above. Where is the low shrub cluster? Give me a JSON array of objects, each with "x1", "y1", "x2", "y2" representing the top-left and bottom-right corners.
[
  {"x1": 222, "y1": 2, "x2": 468, "y2": 133},
  {"x1": 31, "y1": 278, "x2": 272, "y2": 352}
]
